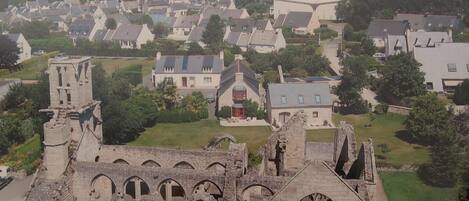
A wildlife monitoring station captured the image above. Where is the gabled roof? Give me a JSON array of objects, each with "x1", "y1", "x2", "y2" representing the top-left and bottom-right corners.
[
  {"x1": 69, "y1": 15, "x2": 95, "y2": 37},
  {"x1": 154, "y1": 54, "x2": 224, "y2": 74},
  {"x1": 367, "y1": 20, "x2": 409, "y2": 38},
  {"x1": 6, "y1": 33, "x2": 21, "y2": 42},
  {"x1": 228, "y1": 18, "x2": 269, "y2": 32},
  {"x1": 219, "y1": 59, "x2": 259, "y2": 95},
  {"x1": 111, "y1": 24, "x2": 143, "y2": 41},
  {"x1": 225, "y1": 31, "x2": 250, "y2": 47},
  {"x1": 274, "y1": 11, "x2": 313, "y2": 28},
  {"x1": 394, "y1": 13, "x2": 464, "y2": 32},
  {"x1": 394, "y1": 13, "x2": 426, "y2": 30},
  {"x1": 249, "y1": 30, "x2": 278, "y2": 46},
  {"x1": 172, "y1": 15, "x2": 199, "y2": 28},
  {"x1": 408, "y1": 30, "x2": 452, "y2": 47},
  {"x1": 201, "y1": 7, "x2": 245, "y2": 21},
  {"x1": 187, "y1": 26, "x2": 205, "y2": 42},
  {"x1": 268, "y1": 83, "x2": 332, "y2": 108}
]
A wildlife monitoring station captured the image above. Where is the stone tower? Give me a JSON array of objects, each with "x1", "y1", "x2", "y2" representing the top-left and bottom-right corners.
[{"x1": 41, "y1": 56, "x2": 103, "y2": 180}]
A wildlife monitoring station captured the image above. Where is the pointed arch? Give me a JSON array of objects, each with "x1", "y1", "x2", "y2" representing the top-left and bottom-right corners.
[
  {"x1": 142, "y1": 160, "x2": 161, "y2": 167},
  {"x1": 300, "y1": 193, "x2": 333, "y2": 201},
  {"x1": 242, "y1": 184, "x2": 274, "y2": 201},
  {"x1": 124, "y1": 176, "x2": 150, "y2": 199},
  {"x1": 173, "y1": 161, "x2": 195, "y2": 169},
  {"x1": 113, "y1": 158, "x2": 129, "y2": 165},
  {"x1": 158, "y1": 178, "x2": 186, "y2": 201},
  {"x1": 91, "y1": 174, "x2": 116, "y2": 201},
  {"x1": 206, "y1": 162, "x2": 226, "y2": 174},
  {"x1": 192, "y1": 180, "x2": 223, "y2": 201}
]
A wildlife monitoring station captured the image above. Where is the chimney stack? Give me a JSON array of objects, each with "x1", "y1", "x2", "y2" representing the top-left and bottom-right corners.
[
  {"x1": 278, "y1": 65, "x2": 285, "y2": 83},
  {"x1": 156, "y1": 52, "x2": 161, "y2": 61}
]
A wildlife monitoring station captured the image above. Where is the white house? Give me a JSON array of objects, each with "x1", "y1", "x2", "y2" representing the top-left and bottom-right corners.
[
  {"x1": 103, "y1": 23, "x2": 154, "y2": 49},
  {"x1": 273, "y1": 11, "x2": 320, "y2": 35},
  {"x1": 272, "y1": 0, "x2": 338, "y2": 20},
  {"x1": 5, "y1": 33, "x2": 32, "y2": 64},
  {"x1": 168, "y1": 15, "x2": 200, "y2": 41},
  {"x1": 248, "y1": 29, "x2": 286, "y2": 53},
  {"x1": 385, "y1": 30, "x2": 452, "y2": 56},
  {"x1": 414, "y1": 43, "x2": 469, "y2": 93}
]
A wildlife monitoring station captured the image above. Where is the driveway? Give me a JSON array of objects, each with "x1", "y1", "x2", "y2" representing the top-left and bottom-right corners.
[
  {"x1": 0, "y1": 175, "x2": 33, "y2": 201},
  {"x1": 319, "y1": 21, "x2": 345, "y2": 76}
]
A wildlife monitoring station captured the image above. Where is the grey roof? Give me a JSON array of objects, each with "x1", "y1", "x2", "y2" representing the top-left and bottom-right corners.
[
  {"x1": 367, "y1": 20, "x2": 409, "y2": 38},
  {"x1": 92, "y1": 29, "x2": 107, "y2": 41},
  {"x1": 146, "y1": 0, "x2": 170, "y2": 7},
  {"x1": 274, "y1": 11, "x2": 312, "y2": 28},
  {"x1": 394, "y1": 13, "x2": 464, "y2": 32},
  {"x1": 394, "y1": 13, "x2": 426, "y2": 30},
  {"x1": 172, "y1": 15, "x2": 199, "y2": 28},
  {"x1": 408, "y1": 31, "x2": 452, "y2": 47},
  {"x1": 42, "y1": 8, "x2": 68, "y2": 17},
  {"x1": 187, "y1": 26, "x2": 205, "y2": 42},
  {"x1": 226, "y1": 32, "x2": 241, "y2": 45},
  {"x1": 219, "y1": 59, "x2": 259, "y2": 95},
  {"x1": 111, "y1": 24, "x2": 143, "y2": 41},
  {"x1": 225, "y1": 31, "x2": 250, "y2": 47},
  {"x1": 154, "y1": 54, "x2": 224, "y2": 74},
  {"x1": 249, "y1": 30, "x2": 277, "y2": 46},
  {"x1": 170, "y1": 3, "x2": 190, "y2": 10},
  {"x1": 69, "y1": 15, "x2": 95, "y2": 38},
  {"x1": 273, "y1": 14, "x2": 286, "y2": 28},
  {"x1": 37, "y1": 0, "x2": 49, "y2": 7},
  {"x1": 228, "y1": 18, "x2": 269, "y2": 32},
  {"x1": 268, "y1": 83, "x2": 332, "y2": 108},
  {"x1": 6, "y1": 33, "x2": 21, "y2": 42},
  {"x1": 202, "y1": 7, "x2": 245, "y2": 21}
]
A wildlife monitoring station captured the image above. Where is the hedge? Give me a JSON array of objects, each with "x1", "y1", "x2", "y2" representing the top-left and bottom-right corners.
[{"x1": 156, "y1": 110, "x2": 200, "y2": 123}]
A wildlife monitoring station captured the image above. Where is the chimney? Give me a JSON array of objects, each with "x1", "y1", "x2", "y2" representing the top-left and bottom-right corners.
[
  {"x1": 156, "y1": 52, "x2": 161, "y2": 61},
  {"x1": 278, "y1": 65, "x2": 285, "y2": 83},
  {"x1": 219, "y1": 50, "x2": 224, "y2": 61}
]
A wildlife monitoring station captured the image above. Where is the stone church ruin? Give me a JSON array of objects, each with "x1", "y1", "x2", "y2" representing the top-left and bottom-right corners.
[{"x1": 26, "y1": 56, "x2": 379, "y2": 201}]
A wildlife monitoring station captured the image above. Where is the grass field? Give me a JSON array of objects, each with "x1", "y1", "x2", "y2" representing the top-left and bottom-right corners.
[
  {"x1": 94, "y1": 57, "x2": 154, "y2": 77},
  {"x1": 380, "y1": 171, "x2": 459, "y2": 201},
  {"x1": 0, "y1": 52, "x2": 58, "y2": 80},
  {"x1": 0, "y1": 134, "x2": 42, "y2": 174}
]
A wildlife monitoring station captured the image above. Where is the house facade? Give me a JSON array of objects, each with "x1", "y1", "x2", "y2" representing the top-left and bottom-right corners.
[
  {"x1": 273, "y1": 11, "x2": 320, "y2": 35},
  {"x1": 414, "y1": 43, "x2": 469, "y2": 93},
  {"x1": 367, "y1": 19, "x2": 409, "y2": 48},
  {"x1": 152, "y1": 52, "x2": 224, "y2": 90},
  {"x1": 167, "y1": 15, "x2": 200, "y2": 41},
  {"x1": 267, "y1": 83, "x2": 333, "y2": 129},
  {"x1": 104, "y1": 23, "x2": 154, "y2": 49},
  {"x1": 217, "y1": 59, "x2": 263, "y2": 118},
  {"x1": 272, "y1": 0, "x2": 338, "y2": 20},
  {"x1": 5, "y1": 33, "x2": 32, "y2": 64}
]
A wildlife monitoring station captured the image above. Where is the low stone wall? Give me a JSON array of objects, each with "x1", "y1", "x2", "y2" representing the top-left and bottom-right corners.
[{"x1": 387, "y1": 105, "x2": 411, "y2": 115}]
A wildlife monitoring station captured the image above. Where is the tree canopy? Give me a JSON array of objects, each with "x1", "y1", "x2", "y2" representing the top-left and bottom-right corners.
[
  {"x1": 10, "y1": 21, "x2": 50, "y2": 39},
  {"x1": 336, "y1": 56, "x2": 370, "y2": 114},
  {"x1": 0, "y1": 35, "x2": 20, "y2": 71},
  {"x1": 202, "y1": 15, "x2": 224, "y2": 51},
  {"x1": 454, "y1": 79, "x2": 469, "y2": 105},
  {"x1": 105, "y1": 18, "x2": 117, "y2": 30}
]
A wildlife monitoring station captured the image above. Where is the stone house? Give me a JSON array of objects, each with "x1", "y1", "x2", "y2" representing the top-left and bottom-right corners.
[
  {"x1": 93, "y1": 7, "x2": 130, "y2": 31},
  {"x1": 367, "y1": 19, "x2": 409, "y2": 48},
  {"x1": 394, "y1": 13, "x2": 464, "y2": 33},
  {"x1": 248, "y1": 29, "x2": 286, "y2": 53},
  {"x1": 385, "y1": 30, "x2": 452, "y2": 56},
  {"x1": 272, "y1": 0, "x2": 338, "y2": 20},
  {"x1": 273, "y1": 11, "x2": 320, "y2": 35},
  {"x1": 68, "y1": 14, "x2": 96, "y2": 42},
  {"x1": 167, "y1": 15, "x2": 200, "y2": 41},
  {"x1": 101, "y1": 23, "x2": 154, "y2": 49},
  {"x1": 217, "y1": 59, "x2": 263, "y2": 118},
  {"x1": 151, "y1": 52, "x2": 224, "y2": 90},
  {"x1": 266, "y1": 83, "x2": 333, "y2": 129},
  {"x1": 414, "y1": 43, "x2": 469, "y2": 93},
  {"x1": 5, "y1": 33, "x2": 32, "y2": 64}
]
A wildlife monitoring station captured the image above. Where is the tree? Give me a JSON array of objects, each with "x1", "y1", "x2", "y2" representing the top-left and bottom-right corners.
[
  {"x1": 105, "y1": 18, "x2": 117, "y2": 30},
  {"x1": 454, "y1": 79, "x2": 469, "y2": 105},
  {"x1": 289, "y1": 67, "x2": 309, "y2": 78},
  {"x1": 157, "y1": 79, "x2": 177, "y2": 110},
  {"x1": 202, "y1": 15, "x2": 224, "y2": 51},
  {"x1": 153, "y1": 22, "x2": 169, "y2": 39},
  {"x1": 380, "y1": 53, "x2": 426, "y2": 103},
  {"x1": 181, "y1": 92, "x2": 208, "y2": 119},
  {"x1": 360, "y1": 38, "x2": 376, "y2": 56},
  {"x1": 218, "y1": 106, "x2": 231, "y2": 118},
  {"x1": 10, "y1": 21, "x2": 50, "y2": 39},
  {"x1": 187, "y1": 42, "x2": 204, "y2": 55},
  {"x1": 336, "y1": 56, "x2": 370, "y2": 114},
  {"x1": 0, "y1": 35, "x2": 20, "y2": 71},
  {"x1": 405, "y1": 94, "x2": 449, "y2": 144},
  {"x1": 224, "y1": 49, "x2": 234, "y2": 66},
  {"x1": 242, "y1": 100, "x2": 259, "y2": 118}
]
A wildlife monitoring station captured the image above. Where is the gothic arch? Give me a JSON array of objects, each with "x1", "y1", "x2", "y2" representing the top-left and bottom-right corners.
[
  {"x1": 206, "y1": 162, "x2": 226, "y2": 174},
  {"x1": 113, "y1": 159, "x2": 129, "y2": 165},
  {"x1": 90, "y1": 174, "x2": 116, "y2": 201},
  {"x1": 123, "y1": 176, "x2": 150, "y2": 199},
  {"x1": 173, "y1": 161, "x2": 195, "y2": 169},
  {"x1": 300, "y1": 193, "x2": 333, "y2": 201},
  {"x1": 158, "y1": 179, "x2": 186, "y2": 201},
  {"x1": 192, "y1": 180, "x2": 223, "y2": 201},
  {"x1": 142, "y1": 160, "x2": 161, "y2": 167},
  {"x1": 242, "y1": 184, "x2": 274, "y2": 201}
]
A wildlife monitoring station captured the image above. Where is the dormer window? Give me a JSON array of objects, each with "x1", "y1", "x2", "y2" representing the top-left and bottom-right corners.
[
  {"x1": 281, "y1": 95, "x2": 287, "y2": 104},
  {"x1": 447, "y1": 63, "x2": 457, "y2": 72},
  {"x1": 164, "y1": 66, "x2": 174, "y2": 72},
  {"x1": 202, "y1": 66, "x2": 212, "y2": 73},
  {"x1": 298, "y1": 95, "x2": 304, "y2": 104},
  {"x1": 314, "y1": 95, "x2": 321, "y2": 104}
]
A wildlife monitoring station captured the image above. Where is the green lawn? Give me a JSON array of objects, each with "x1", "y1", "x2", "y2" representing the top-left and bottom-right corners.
[
  {"x1": 0, "y1": 52, "x2": 58, "y2": 80},
  {"x1": 94, "y1": 57, "x2": 154, "y2": 77},
  {"x1": 0, "y1": 134, "x2": 42, "y2": 174},
  {"x1": 130, "y1": 120, "x2": 271, "y2": 154},
  {"x1": 380, "y1": 171, "x2": 459, "y2": 201},
  {"x1": 333, "y1": 113, "x2": 430, "y2": 166}
]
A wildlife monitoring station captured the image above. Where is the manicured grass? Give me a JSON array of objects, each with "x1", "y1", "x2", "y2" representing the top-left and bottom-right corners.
[
  {"x1": 333, "y1": 113, "x2": 429, "y2": 166},
  {"x1": 130, "y1": 120, "x2": 271, "y2": 154},
  {"x1": 94, "y1": 57, "x2": 154, "y2": 77},
  {"x1": 0, "y1": 52, "x2": 58, "y2": 80},
  {"x1": 380, "y1": 171, "x2": 459, "y2": 201}
]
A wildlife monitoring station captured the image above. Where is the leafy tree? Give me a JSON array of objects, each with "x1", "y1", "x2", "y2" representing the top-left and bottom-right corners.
[
  {"x1": 224, "y1": 49, "x2": 234, "y2": 66},
  {"x1": 157, "y1": 79, "x2": 177, "y2": 110},
  {"x1": 289, "y1": 67, "x2": 309, "y2": 78},
  {"x1": 181, "y1": 92, "x2": 208, "y2": 119},
  {"x1": 92, "y1": 63, "x2": 109, "y2": 102},
  {"x1": 360, "y1": 38, "x2": 376, "y2": 56},
  {"x1": 0, "y1": 35, "x2": 20, "y2": 71},
  {"x1": 242, "y1": 100, "x2": 259, "y2": 118},
  {"x1": 0, "y1": 115, "x2": 23, "y2": 155},
  {"x1": 405, "y1": 94, "x2": 449, "y2": 144},
  {"x1": 454, "y1": 79, "x2": 469, "y2": 105},
  {"x1": 202, "y1": 15, "x2": 224, "y2": 51},
  {"x1": 218, "y1": 106, "x2": 232, "y2": 118},
  {"x1": 105, "y1": 18, "x2": 117, "y2": 30},
  {"x1": 153, "y1": 22, "x2": 169, "y2": 39},
  {"x1": 380, "y1": 53, "x2": 426, "y2": 103},
  {"x1": 10, "y1": 21, "x2": 50, "y2": 39},
  {"x1": 336, "y1": 56, "x2": 370, "y2": 114},
  {"x1": 187, "y1": 42, "x2": 204, "y2": 55}
]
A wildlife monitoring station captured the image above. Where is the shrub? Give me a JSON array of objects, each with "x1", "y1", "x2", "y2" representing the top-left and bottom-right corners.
[
  {"x1": 314, "y1": 27, "x2": 338, "y2": 40},
  {"x1": 256, "y1": 110, "x2": 266, "y2": 120},
  {"x1": 218, "y1": 106, "x2": 231, "y2": 118},
  {"x1": 377, "y1": 143, "x2": 390, "y2": 153},
  {"x1": 248, "y1": 152, "x2": 262, "y2": 167},
  {"x1": 156, "y1": 110, "x2": 200, "y2": 123},
  {"x1": 374, "y1": 103, "x2": 389, "y2": 114}
]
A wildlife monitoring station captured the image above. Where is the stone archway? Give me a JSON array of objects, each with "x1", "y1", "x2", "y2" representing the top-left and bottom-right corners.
[
  {"x1": 206, "y1": 162, "x2": 226, "y2": 174},
  {"x1": 173, "y1": 161, "x2": 195, "y2": 169},
  {"x1": 300, "y1": 193, "x2": 333, "y2": 201},
  {"x1": 124, "y1": 176, "x2": 150, "y2": 200},
  {"x1": 113, "y1": 159, "x2": 130, "y2": 165},
  {"x1": 158, "y1": 179, "x2": 186, "y2": 201},
  {"x1": 192, "y1": 180, "x2": 223, "y2": 201},
  {"x1": 242, "y1": 184, "x2": 274, "y2": 201},
  {"x1": 90, "y1": 174, "x2": 116, "y2": 201},
  {"x1": 142, "y1": 160, "x2": 161, "y2": 167}
]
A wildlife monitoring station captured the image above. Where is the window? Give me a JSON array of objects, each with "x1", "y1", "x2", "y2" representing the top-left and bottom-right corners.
[
  {"x1": 164, "y1": 77, "x2": 173, "y2": 84},
  {"x1": 426, "y1": 82, "x2": 434, "y2": 90},
  {"x1": 67, "y1": 93, "x2": 71, "y2": 104},
  {"x1": 202, "y1": 66, "x2": 212, "y2": 72},
  {"x1": 280, "y1": 95, "x2": 287, "y2": 104},
  {"x1": 164, "y1": 66, "x2": 174, "y2": 72},
  {"x1": 447, "y1": 63, "x2": 457, "y2": 72},
  {"x1": 204, "y1": 77, "x2": 212, "y2": 83},
  {"x1": 298, "y1": 95, "x2": 304, "y2": 104},
  {"x1": 466, "y1": 64, "x2": 469, "y2": 72},
  {"x1": 314, "y1": 95, "x2": 321, "y2": 104},
  {"x1": 313, "y1": 112, "x2": 318, "y2": 118}
]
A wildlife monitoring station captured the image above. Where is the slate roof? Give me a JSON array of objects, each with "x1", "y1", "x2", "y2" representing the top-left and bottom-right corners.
[
  {"x1": 249, "y1": 30, "x2": 277, "y2": 46},
  {"x1": 394, "y1": 13, "x2": 426, "y2": 30},
  {"x1": 394, "y1": 13, "x2": 464, "y2": 32},
  {"x1": 202, "y1": 7, "x2": 245, "y2": 21},
  {"x1": 274, "y1": 11, "x2": 312, "y2": 28},
  {"x1": 225, "y1": 31, "x2": 250, "y2": 47},
  {"x1": 172, "y1": 15, "x2": 199, "y2": 28},
  {"x1": 408, "y1": 31, "x2": 452, "y2": 47},
  {"x1": 187, "y1": 26, "x2": 205, "y2": 42},
  {"x1": 6, "y1": 33, "x2": 21, "y2": 42},
  {"x1": 146, "y1": 0, "x2": 170, "y2": 7},
  {"x1": 367, "y1": 20, "x2": 409, "y2": 38},
  {"x1": 219, "y1": 59, "x2": 259, "y2": 95},
  {"x1": 69, "y1": 15, "x2": 95, "y2": 38},
  {"x1": 228, "y1": 18, "x2": 269, "y2": 32},
  {"x1": 170, "y1": 3, "x2": 190, "y2": 10},
  {"x1": 268, "y1": 83, "x2": 332, "y2": 108},
  {"x1": 154, "y1": 54, "x2": 224, "y2": 74},
  {"x1": 111, "y1": 24, "x2": 143, "y2": 41}
]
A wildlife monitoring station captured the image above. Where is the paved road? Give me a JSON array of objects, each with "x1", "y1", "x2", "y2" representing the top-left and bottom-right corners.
[
  {"x1": 0, "y1": 176, "x2": 33, "y2": 201},
  {"x1": 321, "y1": 38, "x2": 342, "y2": 75}
]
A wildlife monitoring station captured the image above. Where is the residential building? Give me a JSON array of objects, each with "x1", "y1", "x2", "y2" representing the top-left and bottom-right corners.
[
  {"x1": 394, "y1": 13, "x2": 464, "y2": 32},
  {"x1": 93, "y1": 7, "x2": 130, "y2": 31},
  {"x1": 227, "y1": 18, "x2": 273, "y2": 32},
  {"x1": 199, "y1": 7, "x2": 249, "y2": 24},
  {"x1": 186, "y1": 26, "x2": 206, "y2": 47},
  {"x1": 248, "y1": 29, "x2": 286, "y2": 53},
  {"x1": 152, "y1": 52, "x2": 224, "y2": 90},
  {"x1": 385, "y1": 30, "x2": 452, "y2": 56},
  {"x1": 218, "y1": 59, "x2": 263, "y2": 118},
  {"x1": 414, "y1": 43, "x2": 469, "y2": 93},
  {"x1": 266, "y1": 83, "x2": 333, "y2": 129},
  {"x1": 5, "y1": 33, "x2": 32, "y2": 64},
  {"x1": 99, "y1": 23, "x2": 154, "y2": 49},
  {"x1": 367, "y1": 19, "x2": 409, "y2": 48},
  {"x1": 69, "y1": 14, "x2": 96, "y2": 41},
  {"x1": 273, "y1": 11, "x2": 320, "y2": 35},
  {"x1": 168, "y1": 15, "x2": 200, "y2": 41},
  {"x1": 272, "y1": 0, "x2": 338, "y2": 20}
]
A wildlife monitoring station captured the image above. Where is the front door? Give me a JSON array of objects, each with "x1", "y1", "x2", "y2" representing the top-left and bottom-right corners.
[{"x1": 182, "y1": 77, "x2": 187, "y2": 87}]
